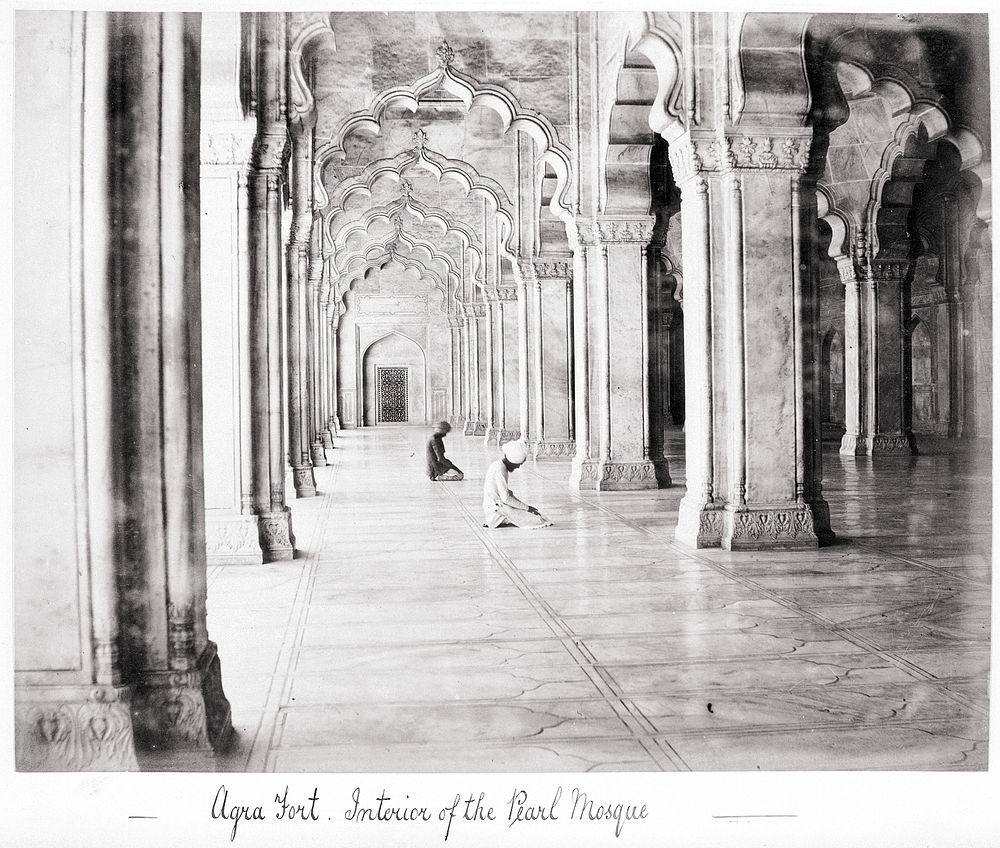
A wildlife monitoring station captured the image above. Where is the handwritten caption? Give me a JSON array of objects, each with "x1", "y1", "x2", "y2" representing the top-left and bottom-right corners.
[{"x1": 212, "y1": 784, "x2": 648, "y2": 842}]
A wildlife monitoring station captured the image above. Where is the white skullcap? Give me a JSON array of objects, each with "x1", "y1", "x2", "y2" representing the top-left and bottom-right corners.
[{"x1": 502, "y1": 440, "x2": 529, "y2": 464}]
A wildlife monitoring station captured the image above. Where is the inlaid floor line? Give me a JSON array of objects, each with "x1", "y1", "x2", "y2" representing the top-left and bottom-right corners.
[
  {"x1": 521, "y1": 466, "x2": 988, "y2": 718},
  {"x1": 439, "y1": 483, "x2": 691, "y2": 773},
  {"x1": 243, "y1": 455, "x2": 342, "y2": 773},
  {"x1": 849, "y1": 539, "x2": 991, "y2": 588}
]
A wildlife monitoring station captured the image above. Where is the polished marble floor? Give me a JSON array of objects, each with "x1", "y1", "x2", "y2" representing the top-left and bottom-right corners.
[{"x1": 199, "y1": 427, "x2": 990, "y2": 772}]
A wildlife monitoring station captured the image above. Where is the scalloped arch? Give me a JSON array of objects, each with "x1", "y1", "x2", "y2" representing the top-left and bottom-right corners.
[
  {"x1": 314, "y1": 56, "x2": 575, "y2": 224},
  {"x1": 867, "y1": 103, "x2": 983, "y2": 258},
  {"x1": 333, "y1": 196, "x2": 484, "y2": 287},
  {"x1": 323, "y1": 145, "x2": 518, "y2": 262},
  {"x1": 336, "y1": 229, "x2": 461, "y2": 286},
  {"x1": 336, "y1": 248, "x2": 453, "y2": 317}
]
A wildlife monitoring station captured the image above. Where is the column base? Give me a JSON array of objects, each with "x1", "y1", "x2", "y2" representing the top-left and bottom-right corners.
[
  {"x1": 322, "y1": 429, "x2": 335, "y2": 450},
  {"x1": 258, "y1": 507, "x2": 295, "y2": 561},
  {"x1": 292, "y1": 465, "x2": 317, "y2": 497},
  {"x1": 498, "y1": 428, "x2": 520, "y2": 445},
  {"x1": 462, "y1": 418, "x2": 476, "y2": 436},
  {"x1": 532, "y1": 439, "x2": 576, "y2": 459},
  {"x1": 484, "y1": 425, "x2": 500, "y2": 445},
  {"x1": 722, "y1": 505, "x2": 819, "y2": 551},
  {"x1": 840, "y1": 432, "x2": 918, "y2": 456},
  {"x1": 310, "y1": 441, "x2": 327, "y2": 467},
  {"x1": 573, "y1": 459, "x2": 661, "y2": 491},
  {"x1": 205, "y1": 512, "x2": 263, "y2": 566},
  {"x1": 473, "y1": 420, "x2": 487, "y2": 436},
  {"x1": 131, "y1": 641, "x2": 232, "y2": 755},
  {"x1": 15, "y1": 682, "x2": 138, "y2": 771},
  {"x1": 569, "y1": 456, "x2": 599, "y2": 490},
  {"x1": 674, "y1": 497, "x2": 724, "y2": 548}
]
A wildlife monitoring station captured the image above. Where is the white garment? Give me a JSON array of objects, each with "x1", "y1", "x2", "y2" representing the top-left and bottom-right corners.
[{"x1": 482, "y1": 459, "x2": 530, "y2": 527}]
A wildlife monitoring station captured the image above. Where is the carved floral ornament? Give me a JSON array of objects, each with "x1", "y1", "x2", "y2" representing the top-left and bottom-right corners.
[
  {"x1": 533, "y1": 260, "x2": 572, "y2": 280},
  {"x1": 577, "y1": 217, "x2": 656, "y2": 246},
  {"x1": 201, "y1": 130, "x2": 256, "y2": 167},
  {"x1": 667, "y1": 132, "x2": 813, "y2": 181}
]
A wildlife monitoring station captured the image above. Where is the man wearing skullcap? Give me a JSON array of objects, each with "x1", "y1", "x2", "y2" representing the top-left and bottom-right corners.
[
  {"x1": 481, "y1": 440, "x2": 553, "y2": 528},
  {"x1": 426, "y1": 421, "x2": 464, "y2": 481}
]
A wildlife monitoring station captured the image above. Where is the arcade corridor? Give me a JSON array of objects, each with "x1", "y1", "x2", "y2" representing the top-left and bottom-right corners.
[{"x1": 179, "y1": 429, "x2": 991, "y2": 773}]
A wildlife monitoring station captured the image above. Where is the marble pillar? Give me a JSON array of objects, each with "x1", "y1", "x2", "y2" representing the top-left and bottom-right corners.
[
  {"x1": 448, "y1": 316, "x2": 463, "y2": 428},
  {"x1": 308, "y1": 216, "x2": 329, "y2": 463},
  {"x1": 472, "y1": 306, "x2": 487, "y2": 435},
  {"x1": 248, "y1": 12, "x2": 295, "y2": 559},
  {"x1": 840, "y1": 239, "x2": 918, "y2": 456},
  {"x1": 496, "y1": 289, "x2": 521, "y2": 443},
  {"x1": 15, "y1": 10, "x2": 141, "y2": 770},
  {"x1": 670, "y1": 131, "x2": 832, "y2": 550},
  {"x1": 328, "y1": 314, "x2": 341, "y2": 433},
  {"x1": 515, "y1": 262, "x2": 532, "y2": 445},
  {"x1": 286, "y1": 123, "x2": 318, "y2": 496},
  {"x1": 14, "y1": 11, "x2": 234, "y2": 764},
  {"x1": 573, "y1": 218, "x2": 665, "y2": 490},
  {"x1": 199, "y1": 14, "x2": 264, "y2": 567},
  {"x1": 461, "y1": 312, "x2": 476, "y2": 435},
  {"x1": 569, "y1": 244, "x2": 594, "y2": 487},
  {"x1": 530, "y1": 258, "x2": 576, "y2": 460},
  {"x1": 483, "y1": 299, "x2": 499, "y2": 442}
]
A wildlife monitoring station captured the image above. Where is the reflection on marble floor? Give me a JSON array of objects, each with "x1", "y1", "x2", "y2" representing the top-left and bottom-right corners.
[{"x1": 204, "y1": 427, "x2": 990, "y2": 772}]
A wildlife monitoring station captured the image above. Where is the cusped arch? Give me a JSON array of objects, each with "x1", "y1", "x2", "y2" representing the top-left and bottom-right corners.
[
  {"x1": 335, "y1": 228, "x2": 462, "y2": 285},
  {"x1": 336, "y1": 249, "x2": 453, "y2": 317},
  {"x1": 323, "y1": 145, "x2": 518, "y2": 262},
  {"x1": 314, "y1": 42, "x2": 575, "y2": 222},
  {"x1": 332, "y1": 196, "x2": 484, "y2": 287}
]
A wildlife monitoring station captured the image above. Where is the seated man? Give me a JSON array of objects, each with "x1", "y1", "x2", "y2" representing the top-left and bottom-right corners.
[
  {"x1": 482, "y1": 440, "x2": 553, "y2": 528},
  {"x1": 426, "y1": 421, "x2": 464, "y2": 481}
]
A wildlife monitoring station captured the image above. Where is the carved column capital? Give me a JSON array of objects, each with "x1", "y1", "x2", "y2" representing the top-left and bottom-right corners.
[
  {"x1": 201, "y1": 125, "x2": 256, "y2": 168},
  {"x1": 577, "y1": 216, "x2": 655, "y2": 246},
  {"x1": 669, "y1": 129, "x2": 812, "y2": 180}
]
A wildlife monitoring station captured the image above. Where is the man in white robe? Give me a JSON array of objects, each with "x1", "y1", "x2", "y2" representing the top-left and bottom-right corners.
[{"x1": 482, "y1": 440, "x2": 553, "y2": 529}]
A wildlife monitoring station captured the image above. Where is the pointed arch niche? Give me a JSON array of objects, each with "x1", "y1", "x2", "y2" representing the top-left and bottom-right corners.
[{"x1": 360, "y1": 331, "x2": 429, "y2": 427}]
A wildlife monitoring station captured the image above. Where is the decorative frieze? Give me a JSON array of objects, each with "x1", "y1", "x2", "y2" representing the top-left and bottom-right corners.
[
  {"x1": 131, "y1": 642, "x2": 231, "y2": 753},
  {"x1": 15, "y1": 684, "x2": 137, "y2": 771},
  {"x1": 578, "y1": 216, "x2": 656, "y2": 245},
  {"x1": 201, "y1": 129, "x2": 255, "y2": 167},
  {"x1": 205, "y1": 514, "x2": 263, "y2": 566},
  {"x1": 496, "y1": 287, "x2": 518, "y2": 303},
  {"x1": 724, "y1": 507, "x2": 818, "y2": 551},
  {"x1": 668, "y1": 131, "x2": 812, "y2": 180},
  {"x1": 259, "y1": 508, "x2": 295, "y2": 560},
  {"x1": 581, "y1": 459, "x2": 659, "y2": 490},
  {"x1": 532, "y1": 260, "x2": 572, "y2": 280},
  {"x1": 532, "y1": 440, "x2": 576, "y2": 459}
]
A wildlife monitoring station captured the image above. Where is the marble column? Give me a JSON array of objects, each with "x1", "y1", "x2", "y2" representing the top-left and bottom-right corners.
[
  {"x1": 15, "y1": 10, "x2": 141, "y2": 770},
  {"x1": 569, "y1": 243, "x2": 595, "y2": 487},
  {"x1": 530, "y1": 258, "x2": 576, "y2": 460},
  {"x1": 495, "y1": 288, "x2": 521, "y2": 443},
  {"x1": 461, "y1": 310, "x2": 476, "y2": 435},
  {"x1": 839, "y1": 234, "x2": 918, "y2": 455},
  {"x1": 471, "y1": 305, "x2": 487, "y2": 435},
  {"x1": 199, "y1": 15, "x2": 263, "y2": 566},
  {"x1": 838, "y1": 250, "x2": 866, "y2": 455},
  {"x1": 328, "y1": 311, "x2": 341, "y2": 433},
  {"x1": 670, "y1": 130, "x2": 833, "y2": 550},
  {"x1": 308, "y1": 215, "x2": 328, "y2": 463},
  {"x1": 448, "y1": 316, "x2": 462, "y2": 428},
  {"x1": 286, "y1": 122, "x2": 318, "y2": 497},
  {"x1": 574, "y1": 218, "x2": 665, "y2": 490},
  {"x1": 483, "y1": 298, "x2": 498, "y2": 442},
  {"x1": 515, "y1": 262, "x2": 532, "y2": 444},
  {"x1": 248, "y1": 12, "x2": 294, "y2": 559},
  {"x1": 941, "y1": 194, "x2": 967, "y2": 439}
]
